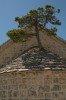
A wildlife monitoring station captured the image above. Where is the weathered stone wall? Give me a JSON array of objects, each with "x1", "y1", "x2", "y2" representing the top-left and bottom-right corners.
[
  {"x1": 0, "y1": 30, "x2": 66, "y2": 67},
  {"x1": 0, "y1": 36, "x2": 38, "y2": 67},
  {"x1": 40, "y1": 30, "x2": 66, "y2": 58},
  {"x1": 0, "y1": 70, "x2": 66, "y2": 100}
]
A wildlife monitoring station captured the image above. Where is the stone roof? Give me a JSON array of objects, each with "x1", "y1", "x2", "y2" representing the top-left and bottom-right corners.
[
  {"x1": 0, "y1": 47, "x2": 66, "y2": 73},
  {"x1": 0, "y1": 29, "x2": 66, "y2": 72}
]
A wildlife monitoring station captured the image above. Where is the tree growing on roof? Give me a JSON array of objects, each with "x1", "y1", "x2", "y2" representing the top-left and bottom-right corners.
[{"x1": 7, "y1": 5, "x2": 61, "y2": 50}]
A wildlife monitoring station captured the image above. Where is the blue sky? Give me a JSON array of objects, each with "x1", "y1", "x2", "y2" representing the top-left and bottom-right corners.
[{"x1": 0, "y1": 0, "x2": 66, "y2": 45}]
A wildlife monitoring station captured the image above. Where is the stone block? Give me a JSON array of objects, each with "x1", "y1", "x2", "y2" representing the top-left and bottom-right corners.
[{"x1": 52, "y1": 85, "x2": 61, "y2": 91}]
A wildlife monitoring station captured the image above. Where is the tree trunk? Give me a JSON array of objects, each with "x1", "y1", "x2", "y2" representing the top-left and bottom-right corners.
[{"x1": 35, "y1": 25, "x2": 44, "y2": 50}]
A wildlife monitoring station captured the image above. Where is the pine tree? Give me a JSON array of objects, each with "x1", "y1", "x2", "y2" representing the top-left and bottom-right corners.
[{"x1": 7, "y1": 5, "x2": 61, "y2": 50}]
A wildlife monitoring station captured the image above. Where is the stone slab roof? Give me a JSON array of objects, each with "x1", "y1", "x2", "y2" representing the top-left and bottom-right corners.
[
  {"x1": 0, "y1": 29, "x2": 66, "y2": 73},
  {"x1": 0, "y1": 47, "x2": 66, "y2": 73}
]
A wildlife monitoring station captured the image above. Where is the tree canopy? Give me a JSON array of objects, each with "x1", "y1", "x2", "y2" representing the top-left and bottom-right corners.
[{"x1": 7, "y1": 5, "x2": 61, "y2": 49}]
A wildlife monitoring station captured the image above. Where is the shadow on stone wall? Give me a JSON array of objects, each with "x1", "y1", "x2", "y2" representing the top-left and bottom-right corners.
[{"x1": 21, "y1": 47, "x2": 66, "y2": 69}]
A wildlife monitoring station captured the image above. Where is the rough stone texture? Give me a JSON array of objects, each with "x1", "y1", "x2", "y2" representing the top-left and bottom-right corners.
[
  {"x1": 0, "y1": 47, "x2": 65, "y2": 73},
  {"x1": 0, "y1": 29, "x2": 66, "y2": 100},
  {"x1": 0, "y1": 36, "x2": 38, "y2": 67},
  {"x1": 0, "y1": 30, "x2": 66, "y2": 67},
  {"x1": 0, "y1": 70, "x2": 66, "y2": 100},
  {"x1": 40, "y1": 30, "x2": 66, "y2": 58}
]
